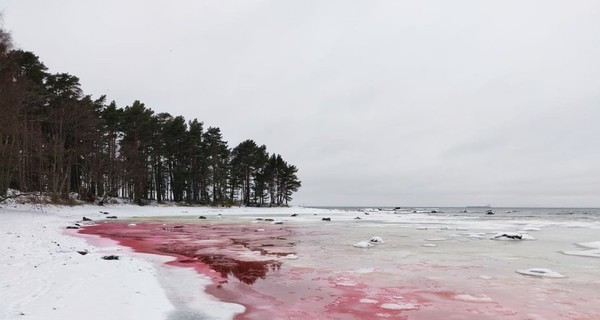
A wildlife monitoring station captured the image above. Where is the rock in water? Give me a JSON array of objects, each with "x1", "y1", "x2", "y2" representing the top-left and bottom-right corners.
[{"x1": 369, "y1": 236, "x2": 384, "y2": 244}]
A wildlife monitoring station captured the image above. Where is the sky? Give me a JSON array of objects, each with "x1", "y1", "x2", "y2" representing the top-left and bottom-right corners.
[{"x1": 2, "y1": 1, "x2": 600, "y2": 207}]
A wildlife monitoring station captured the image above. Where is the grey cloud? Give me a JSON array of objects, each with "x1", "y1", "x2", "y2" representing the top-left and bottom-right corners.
[{"x1": 3, "y1": 0, "x2": 600, "y2": 206}]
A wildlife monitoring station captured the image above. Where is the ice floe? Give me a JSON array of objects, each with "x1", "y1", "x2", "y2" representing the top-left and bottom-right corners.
[
  {"x1": 561, "y1": 241, "x2": 600, "y2": 258},
  {"x1": 353, "y1": 241, "x2": 374, "y2": 248},
  {"x1": 518, "y1": 227, "x2": 541, "y2": 232},
  {"x1": 359, "y1": 298, "x2": 378, "y2": 304},
  {"x1": 380, "y1": 303, "x2": 418, "y2": 310},
  {"x1": 454, "y1": 294, "x2": 493, "y2": 302},
  {"x1": 425, "y1": 237, "x2": 446, "y2": 241},
  {"x1": 422, "y1": 243, "x2": 437, "y2": 247},
  {"x1": 516, "y1": 268, "x2": 565, "y2": 278}
]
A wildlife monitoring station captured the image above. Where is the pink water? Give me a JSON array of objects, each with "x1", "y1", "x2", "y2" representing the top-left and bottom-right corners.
[{"x1": 80, "y1": 220, "x2": 600, "y2": 319}]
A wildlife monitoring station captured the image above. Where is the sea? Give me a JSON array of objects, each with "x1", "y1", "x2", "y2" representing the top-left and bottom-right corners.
[{"x1": 81, "y1": 206, "x2": 600, "y2": 319}]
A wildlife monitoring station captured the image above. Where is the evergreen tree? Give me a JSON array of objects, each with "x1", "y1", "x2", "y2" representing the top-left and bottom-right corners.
[
  {"x1": 203, "y1": 127, "x2": 230, "y2": 205},
  {"x1": 231, "y1": 140, "x2": 267, "y2": 206},
  {"x1": 0, "y1": 25, "x2": 302, "y2": 205}
]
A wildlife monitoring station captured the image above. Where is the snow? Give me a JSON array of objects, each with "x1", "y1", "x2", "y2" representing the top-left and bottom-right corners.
[{"x1": 0, "y1": 207, "x2": 174, "y2": 320}]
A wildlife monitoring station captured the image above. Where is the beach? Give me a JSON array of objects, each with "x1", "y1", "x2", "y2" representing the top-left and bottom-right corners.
[{"x1": 1, "y1": 204, "x2": 599, "y2": 319}]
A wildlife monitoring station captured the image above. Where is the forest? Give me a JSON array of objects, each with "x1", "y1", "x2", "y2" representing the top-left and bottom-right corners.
[{"x1": 0, "y1": 25, "x2": 301, "y2": 206}]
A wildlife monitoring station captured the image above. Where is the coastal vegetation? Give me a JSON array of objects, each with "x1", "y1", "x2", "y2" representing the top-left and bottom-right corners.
[{"x1": 0, "y1": 24, "x2": 301, "y2": 206}]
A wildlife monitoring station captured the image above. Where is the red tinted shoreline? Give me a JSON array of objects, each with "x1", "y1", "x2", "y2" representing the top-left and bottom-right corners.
[
  {"x1": 78, "y1": 220, "x2": 598, "y2": 320},
  {"x1": 78, "y1": 221, "x2": 429, "y2": 319}
]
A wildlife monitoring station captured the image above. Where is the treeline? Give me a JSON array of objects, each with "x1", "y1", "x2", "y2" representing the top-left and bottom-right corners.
[{"x1": 0, "y1": 26, "x2": 300, "y2": 206}]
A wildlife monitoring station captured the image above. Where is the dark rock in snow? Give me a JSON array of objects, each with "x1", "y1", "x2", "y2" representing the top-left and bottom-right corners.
[
  {"x1": 76, "y1": 250, "x2": 88, "y2": 255},
  {"x1": 82, "y1": 217, "x2": 92, "y2": 221},
  {"x1": 494, "y1": 233, "x2": 522, "y2": 240},
  {"x1": 198, "y1": 216, "x2": 207, "y2": 219},
  {"x1": 106, "y1": 216, "x2": 118, "y2": 219},
  {"x1": 322, "y1": 217, "x2": 331, "y2": 221},
  {"x1": 264, "y1": 218, "x2": 275, "y2": 222},
  {"x1": 291, "y1": 214, "x2": 298, "y2": 217},
  {"x1": 101, "y1": 255, "x2": 120, "y2": 260},
  {"x1": 66, "y1": 226, "x2": 79, "y2": 229},
  {"x1": 100, "y1": 211, "x2": 109, "y2": 214},
  {"x1": 354, "y1": 217, "x2": 362, "y2": 220}
]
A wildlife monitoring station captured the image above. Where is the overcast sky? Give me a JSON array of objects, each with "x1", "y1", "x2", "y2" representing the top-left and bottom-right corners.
[{"x1": 2, "y1": 1, "x2": 600, "y2": 207}]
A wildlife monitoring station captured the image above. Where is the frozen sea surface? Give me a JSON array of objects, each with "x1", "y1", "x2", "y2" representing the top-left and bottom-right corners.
[{"x1": 81, "y1": 207, "x2": 600, "y2": 319}]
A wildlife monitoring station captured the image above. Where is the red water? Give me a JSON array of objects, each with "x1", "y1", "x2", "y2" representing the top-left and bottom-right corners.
[{"x1": 79, "y1": 221, "x2": 599, "y2": 320}]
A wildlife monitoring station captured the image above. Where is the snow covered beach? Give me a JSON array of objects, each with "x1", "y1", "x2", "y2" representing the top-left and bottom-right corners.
[{"x1": 2, "y1": 204, "x2": 600, "y2": 319}]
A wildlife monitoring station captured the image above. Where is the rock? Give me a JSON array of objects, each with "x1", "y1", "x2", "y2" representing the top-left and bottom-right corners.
[
  {"x1": 354, "y1": 216, "x2": 362, "y2": 220},
  {"x1": 66, "y1": 226, "x2": 79, "y2": 229},
  {"x1": 322, "y1": 217, "x2": 331, "y2": 221},
  {"x1": 76, "y1": 250, "x2": 88, "y2": 255},
  {"x1": 101, "y1": 255, "x2": 120, "y2": 260},
  {"x1": 106, "y1": 216, "x2": 117, "y2": 219},
  {"x1": 173, "y1": 225, "x2": 184, "y2": 229},
  {"x1": 264, "y1": 218, "x2": 274, "y2": 222},
  {"x1": 369, "y1": 236, "x2": 384, "y2": 244},
  {"x1": 82, "y1": 217, "x2": 92, "y2": 221},
  {"x1": 492, "y1": 232, "x2": 536, "y2": 240},
  {"x1": 198, "y1": 216, "x2": 207, "y2": 219},
  {"x1": 100, "y1": 211, "x2": 109, "y2": 215},
  {"x1": 291, "y1": 213, "x2": 298, "y2": 217}
]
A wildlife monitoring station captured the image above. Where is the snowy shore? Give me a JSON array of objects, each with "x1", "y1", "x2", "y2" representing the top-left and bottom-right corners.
[
  {"x1": 2, "y1": 204, "x2": 600, "y2": 319},
  {"x1": 0, "y1": 203, "x2": 349, "y2": 320}
]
